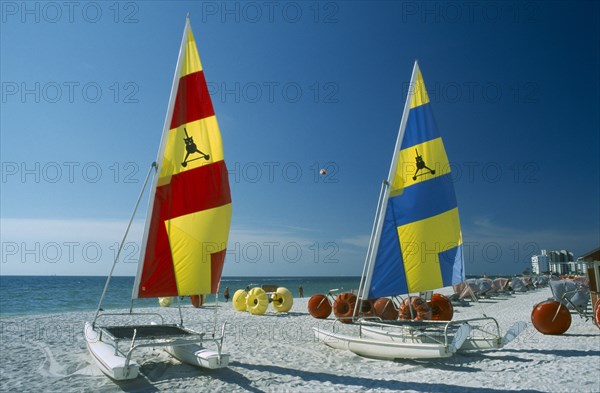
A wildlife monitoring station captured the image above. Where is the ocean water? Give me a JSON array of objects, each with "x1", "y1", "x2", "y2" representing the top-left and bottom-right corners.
[{"x1": 0, "y1": 275, "x2": 361, "y2": 317}]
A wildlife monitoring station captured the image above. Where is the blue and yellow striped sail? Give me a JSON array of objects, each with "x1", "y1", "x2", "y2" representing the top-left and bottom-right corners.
[{"x1": 367, "y1": 67, "x2": 464, "y2": 298}]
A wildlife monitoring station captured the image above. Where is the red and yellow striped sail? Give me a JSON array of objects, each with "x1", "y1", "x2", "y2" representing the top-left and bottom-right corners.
[{"x1": 134, "y1": 19, "x2": 232, "y2": 298}]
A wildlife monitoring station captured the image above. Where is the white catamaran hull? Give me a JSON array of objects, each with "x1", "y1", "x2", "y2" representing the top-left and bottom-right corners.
[
  {"x1": 313, "y1": 326, "x2": 469, "y2": 360},
  {"x1": 165, "y1": 344, "x2": 230, "y2": 369},
  {"x1": 360, "y1": 325, "x2": 499, "y2": 351},
  {"x1": 84, "y1": 322, "x2": 139, "y2": 380},
  {"x1": 360, "y1": 320, "x2": 526, "y2": 351}
]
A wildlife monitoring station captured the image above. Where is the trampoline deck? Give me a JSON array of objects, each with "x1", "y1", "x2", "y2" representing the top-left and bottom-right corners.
[{"x1": 101, "y1": 324, "x2": 200, "y2": 340}]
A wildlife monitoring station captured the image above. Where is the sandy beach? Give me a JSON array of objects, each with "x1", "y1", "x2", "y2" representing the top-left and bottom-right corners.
[{"x1": 1, "y1": 286, "x2": 599, "y2": 393}]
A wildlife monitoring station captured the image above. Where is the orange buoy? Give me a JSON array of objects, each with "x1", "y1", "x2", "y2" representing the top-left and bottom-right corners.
[
  {"x1": 373, "y1": 298, "x2": 397, "y2": 321},
  {"x1": 190, "y1": 294, "x2": 205, "y2": 308},
  {"x1": 531, "y1": 300, "x2": 571, "y2": 335},
  {"x1": 333, "y1": 292, "x2": 357, "y2": 324},
  {"x1": 399, "y1": 296, "x2": 432, "y2": 321},
  {"x1": 428, "y1": 293, "x2": 454, "y2": 321},
  {"x1": 308, "y1": 294, "x2": 332, "y2": 319}
]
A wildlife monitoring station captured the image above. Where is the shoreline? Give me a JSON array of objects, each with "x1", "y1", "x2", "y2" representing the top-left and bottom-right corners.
[{"x1": 0, "y1": 275, "x2": 541, "y2": 319}]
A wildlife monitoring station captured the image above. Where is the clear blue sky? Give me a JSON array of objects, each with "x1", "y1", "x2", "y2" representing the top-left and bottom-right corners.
[{"x1": 1, "y1": 1, "x2": 599, "y2": 277}]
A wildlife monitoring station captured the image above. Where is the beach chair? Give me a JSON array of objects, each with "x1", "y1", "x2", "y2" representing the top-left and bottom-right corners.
[{"x1": 548, "y1": 279, "x2": 591, "y2": 321}]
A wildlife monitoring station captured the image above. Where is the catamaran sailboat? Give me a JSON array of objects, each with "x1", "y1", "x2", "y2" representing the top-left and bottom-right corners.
[
  {"x1": 85, "y1": 16, "x2": 232, "y2": 380},
  {"x1": 313, "y1": 61, "x2": 525, "y2": 360}
]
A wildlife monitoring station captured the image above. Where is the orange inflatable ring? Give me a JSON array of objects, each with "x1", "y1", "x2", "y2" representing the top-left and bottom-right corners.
[
  {"x1": 399, "y1": 296, "x2": 432, "y2": 321},
  {"x1": 190, "y1": 294, "x2": 205, "y2": 308},
  {"x1": 428, "y1": 293, "x2": 454, "y2": 321},
  {"x1": 373, "y1": 298, "x2": 397, "y2": 321},
  {"x1": 308, "y1": 294, "x2": 332, "y2": 319},
  {"x1": 333, "y1": 292, "x2": 357, "y2": 324},
  {"x1": 531, "y1": 300, "x2": 571, "y2": 335}
]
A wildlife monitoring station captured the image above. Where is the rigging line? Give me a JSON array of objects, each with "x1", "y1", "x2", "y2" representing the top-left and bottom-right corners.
[
  {"x1": 93, "y1": 161, "x2": 157, "y2": 326},
  {"x1": 128, "y1": 162, "x2": 159, "y2": 313}
]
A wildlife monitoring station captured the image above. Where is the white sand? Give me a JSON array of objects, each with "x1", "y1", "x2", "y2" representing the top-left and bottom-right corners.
[{"x1": 1, "y1": 287, "x2": 599, "y2": 392}]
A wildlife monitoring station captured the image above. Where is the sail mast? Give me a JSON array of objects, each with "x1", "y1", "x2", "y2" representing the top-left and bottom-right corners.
[
  {"x1": 131, "y1": 16, "x2": 191, "y2": 300},
  {"x1": 358, "y1": 61, "x2": 420, "y2": 303}
]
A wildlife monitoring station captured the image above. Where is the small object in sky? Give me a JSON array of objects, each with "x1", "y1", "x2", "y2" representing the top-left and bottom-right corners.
[{"x1": 320, "y1": 168, "x2": 327, "y2": 176}]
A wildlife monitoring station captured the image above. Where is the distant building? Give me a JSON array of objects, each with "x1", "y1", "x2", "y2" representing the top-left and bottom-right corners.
[
  {"x1": 532, "y1": 249, "x2": 579, "y2": 275},
  {"x1": 531, "y1": 250, "x2": 549, "y2": 274}
]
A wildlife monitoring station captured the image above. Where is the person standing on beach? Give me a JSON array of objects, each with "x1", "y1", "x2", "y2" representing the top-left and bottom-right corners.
[
  {"x1": 298, "y1": 286, "x2": 304, "y2": 298},
  {"x1": 224, "y1": 287, "x2": 230, "y2": 302}
]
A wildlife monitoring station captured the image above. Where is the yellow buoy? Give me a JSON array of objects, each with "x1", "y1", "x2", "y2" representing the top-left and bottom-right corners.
[
  {"x1": 271, "y1": 287, "x2": 293, "y2": 312},
  {"x1": 158, "y1": 297, "x2": 173, "y2": 307},
  {"x1": 246, "y1": 287, "x2": 269, "y2": 315},
  {"x1": 232, "y1": 289, "x2": 248, "y2": 311}
]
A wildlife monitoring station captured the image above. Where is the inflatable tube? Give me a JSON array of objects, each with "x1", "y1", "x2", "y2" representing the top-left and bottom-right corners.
[
  {"x1": 308, "y1": 294, "x2": 332, "y2": 319},
  {"x1": 271, "y1": 287, "x2": 293, "y2": 312},
  {"x1": 190, "y1": 295, "x2": 205, "y2": 308},
  {"x1": 531, "y1": 300, "x2": 571, "y2": 335},
  {"x1": 158, "y1": 297, "x2": 173, "y2": 307},
  {"x1": 373, "y1": 298, "x2": 397, "y2": 321},
  {"x1": 232, "y1": 289, "x2": 248, "y2": 312},
  {"x1": 428, "y1": 293, "x2": 454, "y2": 321},
  {"x1": 333, "y1": 292, "x2": 357, "y2": 324},
  {"x1": 399, "y1": 296, "x2": 432, "y2": 321},
  {"x1": 246, "y1": 287, "x2": 269, "y2": 315}
]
